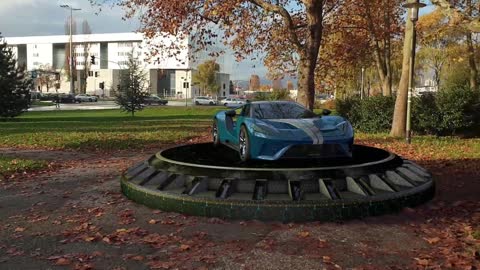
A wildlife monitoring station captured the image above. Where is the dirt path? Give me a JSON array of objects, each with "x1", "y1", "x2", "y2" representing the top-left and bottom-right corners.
[{"x1": 0, "y1": 148, "x2": 478, "y2": 270}]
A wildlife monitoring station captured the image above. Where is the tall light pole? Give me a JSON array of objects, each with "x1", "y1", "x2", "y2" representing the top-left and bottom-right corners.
[
  {"x1": 403, "y1": 1, "x2": 425, "y2": 144},
  {"x1": 60, "y1": 4, "x2": 81, "y2": 95},
  {"x1": 361, "y1": 67, "x2": 365, "y2": 99}
]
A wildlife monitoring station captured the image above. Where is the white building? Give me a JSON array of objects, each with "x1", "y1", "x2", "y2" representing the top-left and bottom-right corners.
[{"x1": 4, "y1": 32, "x2": 231, "y2": 98}]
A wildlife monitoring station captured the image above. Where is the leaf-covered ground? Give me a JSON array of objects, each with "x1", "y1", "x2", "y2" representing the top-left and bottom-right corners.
[{"x1": 0, "y1": 109, "x2": 479, "y2": 269}]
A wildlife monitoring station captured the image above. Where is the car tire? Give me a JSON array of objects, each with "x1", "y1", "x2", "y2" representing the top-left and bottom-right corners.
[
  {"x1": 224, "y1": 103, "x2": 228, "y2": 106},
  {"x1": 195, "y1": 101, "x2": 200, "y2": 105},
  {"x1": 212, "y1": 120, "x2": 220, "y2": 147},
  {"x1": 209, "y1": 101, "x2": 214, "y2": 105},
  {"x1": 239, "y1": 125, "x2": 251, "y2": 162}
]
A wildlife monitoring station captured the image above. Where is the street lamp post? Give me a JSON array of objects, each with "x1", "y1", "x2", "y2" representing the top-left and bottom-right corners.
[
  {"x1": 361, "y1": 67, "x2": 365, "y2": 99},
  {"x1": 403, "y1": 0, "x2": 425, "y2": 144},
  {"x1": 60, "y1": 4, "x2": 81, "y2": 95}
]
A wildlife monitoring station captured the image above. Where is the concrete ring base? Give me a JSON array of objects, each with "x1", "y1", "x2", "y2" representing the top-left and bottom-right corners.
[{"x1": 121, "y1": 143, "x2": 435, "y2": 222}]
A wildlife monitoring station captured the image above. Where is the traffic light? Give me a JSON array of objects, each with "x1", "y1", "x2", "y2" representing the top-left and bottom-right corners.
[{"x1": 90, "y1": 55, "x2": 95, "y2": 65}]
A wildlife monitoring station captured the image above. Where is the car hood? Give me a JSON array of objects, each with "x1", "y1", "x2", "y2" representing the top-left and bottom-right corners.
[{"x1": 256, "y1": 117, "x2": 351, "y2": 141}]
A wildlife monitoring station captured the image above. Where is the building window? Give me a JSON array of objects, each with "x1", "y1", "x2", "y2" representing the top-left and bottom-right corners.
[
  {"x1": 88, "y1": 71, "x2": 94, "y2": 77},
  {"x1": 118, "y1": 42, "x2": 133, "y2": 48},
  {"x1": 33, "y1": 53, "x2": 39, "y2": 57},
  {"x1": 223, "y1": 83, "x2": 226, "y2": 90}
]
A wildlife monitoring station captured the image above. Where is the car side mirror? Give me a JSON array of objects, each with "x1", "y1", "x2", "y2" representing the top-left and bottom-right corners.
[
  {"x1": 322, "y1": 109, "x2": 332, "y2": 116},
  {"x1": 225, "y1": 110, "x2": 236, "y2": 117}
]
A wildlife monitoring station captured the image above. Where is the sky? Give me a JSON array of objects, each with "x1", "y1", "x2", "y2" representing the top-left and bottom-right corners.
[
  {"x1": 0, "y1": 0, "x2": 266, "y2": 81},
  {"x1": 0, "y1": 0, "x2": 435, "y2": 82}
]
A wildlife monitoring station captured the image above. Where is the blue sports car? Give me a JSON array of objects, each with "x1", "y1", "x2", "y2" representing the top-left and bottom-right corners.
[{"x1": 212, "y1": 101, "x2": 354, "y2": 162}]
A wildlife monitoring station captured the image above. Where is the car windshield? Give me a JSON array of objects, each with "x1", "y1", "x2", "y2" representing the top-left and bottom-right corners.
[{"x1": 253, "y1": 102, "x2": 317, "y2": 119}]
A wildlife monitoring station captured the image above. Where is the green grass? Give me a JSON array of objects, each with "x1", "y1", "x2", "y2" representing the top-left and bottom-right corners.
[
  {"x1": 0, "y1": 156, "x2": 48, "y2": 176},
  {"x1": 0, "y1": 107, "x2": 221, "y2": 151}
]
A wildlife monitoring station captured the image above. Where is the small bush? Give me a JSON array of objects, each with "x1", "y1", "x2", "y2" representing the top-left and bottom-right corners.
[
  {"x1": 412, "y1": 93, "x2": 441, "y2": 135},
  {"x1": 336, "y1": 97, "x2": 361, "y2": 124},
  {"x1": 336, "y1": 96, "x2": 395, "y2": 133},
  {"x1": 413, "y1": 86, "x2": 479, "y2": 135}
]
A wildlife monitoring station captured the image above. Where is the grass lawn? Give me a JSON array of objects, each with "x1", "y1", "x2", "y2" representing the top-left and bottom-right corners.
[
  {"x1": 0, "y1": 156, "x2": 48, "y2": 176},
  {"x1": 0, "y1": 107, "x2": 221, "y2": 151}
]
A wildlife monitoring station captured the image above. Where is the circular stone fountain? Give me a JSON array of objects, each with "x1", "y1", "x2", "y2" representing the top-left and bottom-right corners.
[{"x1": 121, "y1": 143, "x2": 434, "y2": 222}]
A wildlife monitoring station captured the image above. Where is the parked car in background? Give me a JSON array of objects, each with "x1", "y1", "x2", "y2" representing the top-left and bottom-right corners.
[
  {"x1": 144, "y1": 95, "x2": 168, "y2": 105},
  {"x1": 75, "y1": 94, "x2": 98, "y2": 102},
  {"x1": 220, "y1": 97, "x2": 246, "y2": 108},
  {"x1": 59, "y1": 94, "x2": 78, "y2": 103},
  {"x1": 194, "y1": 96, "x2": 217, "y2": 105}
]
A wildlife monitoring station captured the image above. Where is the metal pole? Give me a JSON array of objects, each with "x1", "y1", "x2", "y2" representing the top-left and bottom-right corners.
[
  {"x1": 361, "y1": 67, "x2": 365, "y2": 99},
  {"x1": 406, "y1": 21, "x2": 417, "y2": 144},
  {"x1": 69, "y1": 8, "x2": 74, "y2": 95}
]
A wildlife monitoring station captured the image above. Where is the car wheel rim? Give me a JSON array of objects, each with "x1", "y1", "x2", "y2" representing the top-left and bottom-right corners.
[
  {"x1": 213, "y1": 123, "x2": 218, "y2": 142},
  {"x1": 239, "y1": 130, "x2": 246, "y2": 158}
]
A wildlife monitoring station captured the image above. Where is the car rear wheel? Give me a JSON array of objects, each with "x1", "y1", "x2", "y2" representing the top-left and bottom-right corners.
[
  {"x1": 209, "y1": 101, "x2": 214, "y2": 105},
  {"x1": 212, "y1": 120, "x2": 220, "y2": 146},
  {"x1": 239, "y1": 125, "x2": 250, "y2": 162}
]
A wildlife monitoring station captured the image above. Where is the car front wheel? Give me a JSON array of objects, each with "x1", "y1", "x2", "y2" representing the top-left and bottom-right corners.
[
  {"x1": 212, "y1": 120, "x2": 220, "y2": 146},
  {"x1": 239, "y1": 125, "x2": 250, "y2": 162},
  {"x1": 195, "y1": 101, "x2": 200, "y2": 105}
]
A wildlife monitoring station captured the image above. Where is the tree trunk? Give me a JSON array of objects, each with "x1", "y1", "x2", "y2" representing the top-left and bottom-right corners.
[
  {"x1": 390, "y1": 5, "x2": 414, "y2": 137},
  {"x1": 466, "y1": 0, "x2": 478, "y2": 91},
  {"x1": 466, "y1": 32, "x2": 478, "y2": 91},
  {"x1": 297, "y1": 58, "x2": 315, "y2": 110},
  {"x1": 296, "y1": 0, "x2": 323, "y2": 110}
]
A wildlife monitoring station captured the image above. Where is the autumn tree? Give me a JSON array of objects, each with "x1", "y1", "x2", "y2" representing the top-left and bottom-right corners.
[
  {"x1": 431, "y1": 0, "x2": 480, "y2": 91},
  {"x1": 37, "y1": 65, "x2": 57, "y2": 92},
  {"x1": 287, "y1": 80, "x2": 294, "y2": 90},
  {"x1": 80, "y1": 20, "x2": 93, "y2": 94},
  {"x1": 64, "y1": 16, "x2": 77, "y2": 88},
  {"x1": 335, "y1": 0, "x2": 404, "y2": 96},
  {"x1": 192, "y1": 60, "x2": 220, "y2": 96},
  {"x1": 249, "y1": 75, "x2": 260, "y2": 91},
  {"x1": 416, "y1": 8, "x2": 461, "y2": 89},
  {"x1": 95, "y1": 0, "x2": 341, "y2": 110},
  {"x1": 390, "y1": 0, "x2": 416, "y2": 137}
]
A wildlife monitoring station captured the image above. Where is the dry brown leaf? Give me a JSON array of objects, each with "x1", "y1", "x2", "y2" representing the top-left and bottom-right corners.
[
  {"x1": 55, "y1": 258, "x2": 71, "y2": 266},
  {"x1": 148, "y1": 219, "x2": 157, "y2": 224},
  {"x1": 298, "y1": 231, "x2": 310, "y2": 238},
  {"x1": 14, "y1": 227, "x2": 25, "y2": 232},
  {"x1": 424, "y1": 237, "x2": 441, "y2": 244},
  {"x1": 179, "y1": 244, "x2": 190, "y2": 251}
]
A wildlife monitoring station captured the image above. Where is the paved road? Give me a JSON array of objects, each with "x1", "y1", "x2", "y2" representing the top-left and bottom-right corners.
[{"x1": 27, "y1": 100, "x2": 218, "y2": 111}]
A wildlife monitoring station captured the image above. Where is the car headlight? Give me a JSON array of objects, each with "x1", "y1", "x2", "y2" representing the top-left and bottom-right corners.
[{"x1": 252, "y1": 124, "x2": 277, "y2": 136}]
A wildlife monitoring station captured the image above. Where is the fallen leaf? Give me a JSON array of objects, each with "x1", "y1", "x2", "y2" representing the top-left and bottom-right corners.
[
  {"x1": 414, "y1": 258, "x2": 430, "y2": 266},
  {"x1": 55, "y1": 258, "x2": 71, "y2": 266},
  {"x1": 14, "y1": 227, "x2": 25, "y2": 232},
  {"x1": 148, "y1": 219, "x2": 157, "y2": 224},
  {"x1": 179, "y1": 244, "x2": 190, "y2": 251},
  {"x1": 298, "y1": 231, "x2": 310, "y2": 238},
  {"x1": 424, "y1": 237, "x2": 441, "y2": 244}
]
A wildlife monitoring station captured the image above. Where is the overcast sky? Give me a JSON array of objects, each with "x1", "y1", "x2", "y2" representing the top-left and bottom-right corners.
[
  {"x1": 0, "y1": 0, "x2": 435, "y2": 82},
  {"x1": 0, "y1": 0, "x2": 266, "y2": 81}
]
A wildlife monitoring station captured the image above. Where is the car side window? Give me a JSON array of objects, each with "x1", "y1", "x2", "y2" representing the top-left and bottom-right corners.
[{"x1": 240, "y1": 104, "x2": 251, "y2": 117}]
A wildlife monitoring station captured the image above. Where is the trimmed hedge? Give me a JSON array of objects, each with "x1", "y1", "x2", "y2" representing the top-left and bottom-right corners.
[
  {"x1": 336, "y1": 96, "x2": 395, "y2": 133},
  {"x1": 336, "y1": 86, "x2": 480, "y2": 135}
]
